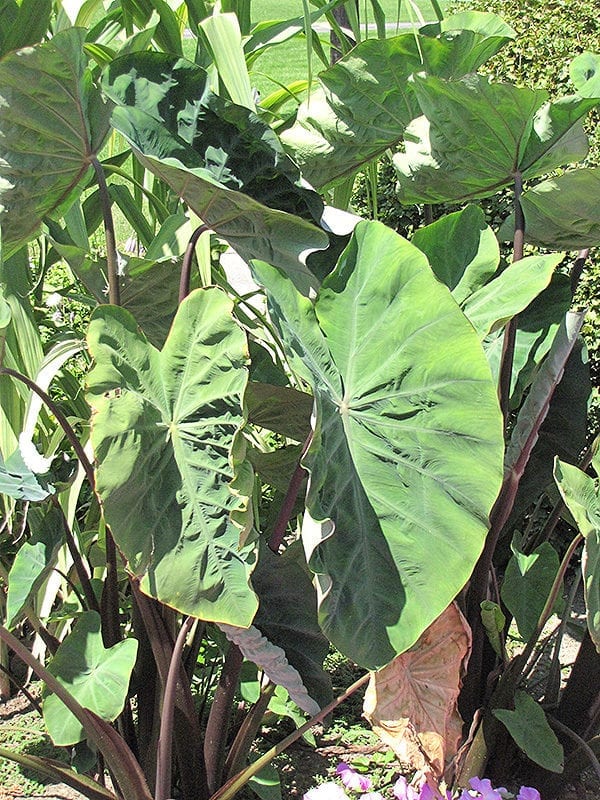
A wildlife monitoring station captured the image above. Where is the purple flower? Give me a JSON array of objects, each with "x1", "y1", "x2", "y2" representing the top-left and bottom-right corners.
[
  {"x1": 465, "y1": 778, "x2": 507, "y2": 800},
  {"x1": 393, "y1": 776, "x2": 420, "y2": 800},
  {"x1": 304, "y1": 782, "x2": 349, "y2": 800},
  {"x1": 336, "y1": 763, "x2": 372, "y2": 793},
  {"x1": 517, "y1": 788, "x2": 540, "y2": 800}
]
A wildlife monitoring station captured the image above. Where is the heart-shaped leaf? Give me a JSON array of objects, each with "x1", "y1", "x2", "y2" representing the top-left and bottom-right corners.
[
  {"x1": 0, "y1": 28, "x2": 111, "y2": 256},
  {"x1": 253, "y1": 220, "x2": 504, "y2": 667},
  {"x1": 43, "y1": 611, "x2": 138, "y2": 746},
  {"x1": 87, "y1": 288, "x2": 257, "y2": 625},
  {"x1": 493, "y1": 691, "x2": 564, "y2": 772}
]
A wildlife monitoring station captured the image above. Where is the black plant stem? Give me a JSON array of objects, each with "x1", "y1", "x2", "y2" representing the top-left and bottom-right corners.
[
  {"x1": 570, "y1": 248, "x2": 589, "y2": 295},
  {"x1": 0, "y1": 367, "x2": 95, "y2": 488},
  {"x1": 269, "y1": 433, "x2": 312, "y2": 552},
  {"x1": 52, "y1": 497, "x2": 101, "y2": 615},
  {"x1": 179, "y1": 224, "x2": 209, "y2": 303},
  {"x1": 155, "y1": 614, "x2": 195, "y2": 800},
  {"x1": 91, "y1": 155, "x2": 120, "y2": 307},
  {"x1": 498, "y1": 172, "x2": 525, "y2": 423},
  {"x1": 204, "y1": 642, "x2": 244, "y2": 795}
]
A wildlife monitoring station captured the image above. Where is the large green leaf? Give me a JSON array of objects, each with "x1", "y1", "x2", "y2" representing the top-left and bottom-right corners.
[
  {"x1": 87, "y1": 288, "x2": 258, "y2": 625},
  {"x1": 0, "y1": 28, "x2": 112, "y2": 256},
  {"x1": 280, "y1": 16, "x2": 516, "y2": 190},
  {"x1": 554, "y1": 458, "x2": 600, "y2": 652},
  {"x1": 43, "y1": 611, "x2": 138, "y2": 746},
  {"x1": 252, "y1": 220, "x2": 504, "y2": 667},
  {"x1": 394, "y1": 75, "x2": 595, "y2": 204},
  {"x1": 499, "y1": 168, "x2": 600, "y2": 249},
  {"x1": 493, "y1": 691, "x2": 564, "y2": 772},
  {"x1": 101, "y1": 53, "x2": 328, "y2": 280}
]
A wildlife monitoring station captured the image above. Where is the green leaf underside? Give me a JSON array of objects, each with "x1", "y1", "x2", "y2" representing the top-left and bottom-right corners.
[
  {"x1": 0, "y1": 448, "x2": 53, "y2": 502},
  {"x1": 44, "y1": 611, "x2": 138, "y2": 746},
  {"x1": 253, "y1": 220, "x2": 504, "y2": 668},
  {"x1": 0, "y1": 28, "x2": 111, "y2": 256},
  {"x1": 87, "y1": 288, "x2": 257, "y2": 625},
  {"x1": 493, "y1": 691, "x2": 564, "y2": 772}
]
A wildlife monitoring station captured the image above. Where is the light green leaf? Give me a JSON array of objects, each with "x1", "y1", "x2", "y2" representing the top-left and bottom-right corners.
[
  {"x1": 555, "y1": 458, "x2": 600, "y2": 652},
  {"x1": 87, "y1": 288, "x2": 258, "y2": 625},
  {"x1": 480, "y1": 600, "x2": 505, "y2": 657},
  {"x1": 0, "y1": 28, "x2": 112, "y2": 257},
  {"x1": 43, "y1": 611, "x2": 138, "y2": 746},
  {"x1": 6, "y1": 506, "x2": 62, "y2": 628},
  {"x1": 493, "y1": 691, "x2": 564, "y2": 772},
  {"x1": 200, "y1": 12, "x2": 255, "y2": 109},
  {"x1": 463, "y1": 253, "x2": 563, "y2": 338},
  {"x1": 501, "y1": 169, "x2": 600, "y2": 250},
  {"x1": 252, "y1": 220, "x2": 504, "y2": 667},
  {"x1": 484, "y1": 274, "x2": 572, "y2": 409},
  {"x1": 501, "y1": 538, "x2": 561, "y2": 641},
  {"x1": 410, "y1": 205, "x2": 499, "y2": 305},
  {"x1": 0, "y1": 449, "x2": 54, "y2": 503},
  {"x1": 570, "y1": 51, "x2": 600, "y2": 98}
]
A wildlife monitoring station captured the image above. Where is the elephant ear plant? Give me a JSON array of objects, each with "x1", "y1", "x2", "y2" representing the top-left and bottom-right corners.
[{"x1": 0, "y1": 6, "x2": 599, "y2": 800}]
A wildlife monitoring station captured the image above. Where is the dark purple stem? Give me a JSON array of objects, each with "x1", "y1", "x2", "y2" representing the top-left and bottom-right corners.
[
  {"x1": 179, "y1": 224, "x2": 210, "y2": 303},
  {"x1": 53, "y1": 498, "x2": 100, "y2": 615},
  {"x1": 155, "y1": 615, "x2": 195, "y2": 800},
  {"x1": 498, "y1": 172, "x2": 524, "y2": 423},
  {"x1": 204, "y1": 642, "x2": 244, "y2": 795},
  {"x1": 269, "y1": 434, "x2": 312, "y2": 552}
]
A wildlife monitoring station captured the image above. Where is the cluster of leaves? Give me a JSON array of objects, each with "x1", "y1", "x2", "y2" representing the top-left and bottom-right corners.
[{"x1": 0, "y1": 3, "x2": 599, "y2": 800}]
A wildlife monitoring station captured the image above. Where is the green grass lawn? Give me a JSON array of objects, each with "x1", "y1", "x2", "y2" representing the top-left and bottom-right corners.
[
  {"x1": 249, "y1": 0, "x2": 445, "y2": 97},
  {"x1": 186, "y1": 0, "x2": 446, "y2": 100}
]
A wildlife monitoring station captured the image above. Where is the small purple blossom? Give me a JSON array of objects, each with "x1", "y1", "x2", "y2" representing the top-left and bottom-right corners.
[
  {"x1": 516, "y1": 788, "x2": 540, "y2": 800},
  {"x1": 393, "y1": 776, "x2": 420, "y2": 800},
  {"x1": 304, "y1": 782, "x2": 350, "y2": 800},
  {"x1": 459, "y1": 778, "x2": 507, "y2": 800},
  {"x1": 336, "y1": 763, "x2": 373, "y2": 793}
]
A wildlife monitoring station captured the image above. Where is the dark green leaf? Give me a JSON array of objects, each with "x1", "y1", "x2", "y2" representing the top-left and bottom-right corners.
[
  {"x1": 252, "y1": 543, "x2": 332, "y2": 710},
  {"x1": 0, "y1": 28, "x2": 112, "y2": 256},
  {"x1": 501, "y1": 537, "x2": 561, "y2": 641},
  {"x1": 493, "y1": 691, "x2": 564, "y2": 772},
  {"x1": 246, "y1": 381, "x2": 312, "y2": 441}
]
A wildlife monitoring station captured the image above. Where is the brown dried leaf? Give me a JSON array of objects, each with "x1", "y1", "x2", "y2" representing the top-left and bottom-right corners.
[{"x1": 363, "y1": 602, "x2": 471, "y2": 778}]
